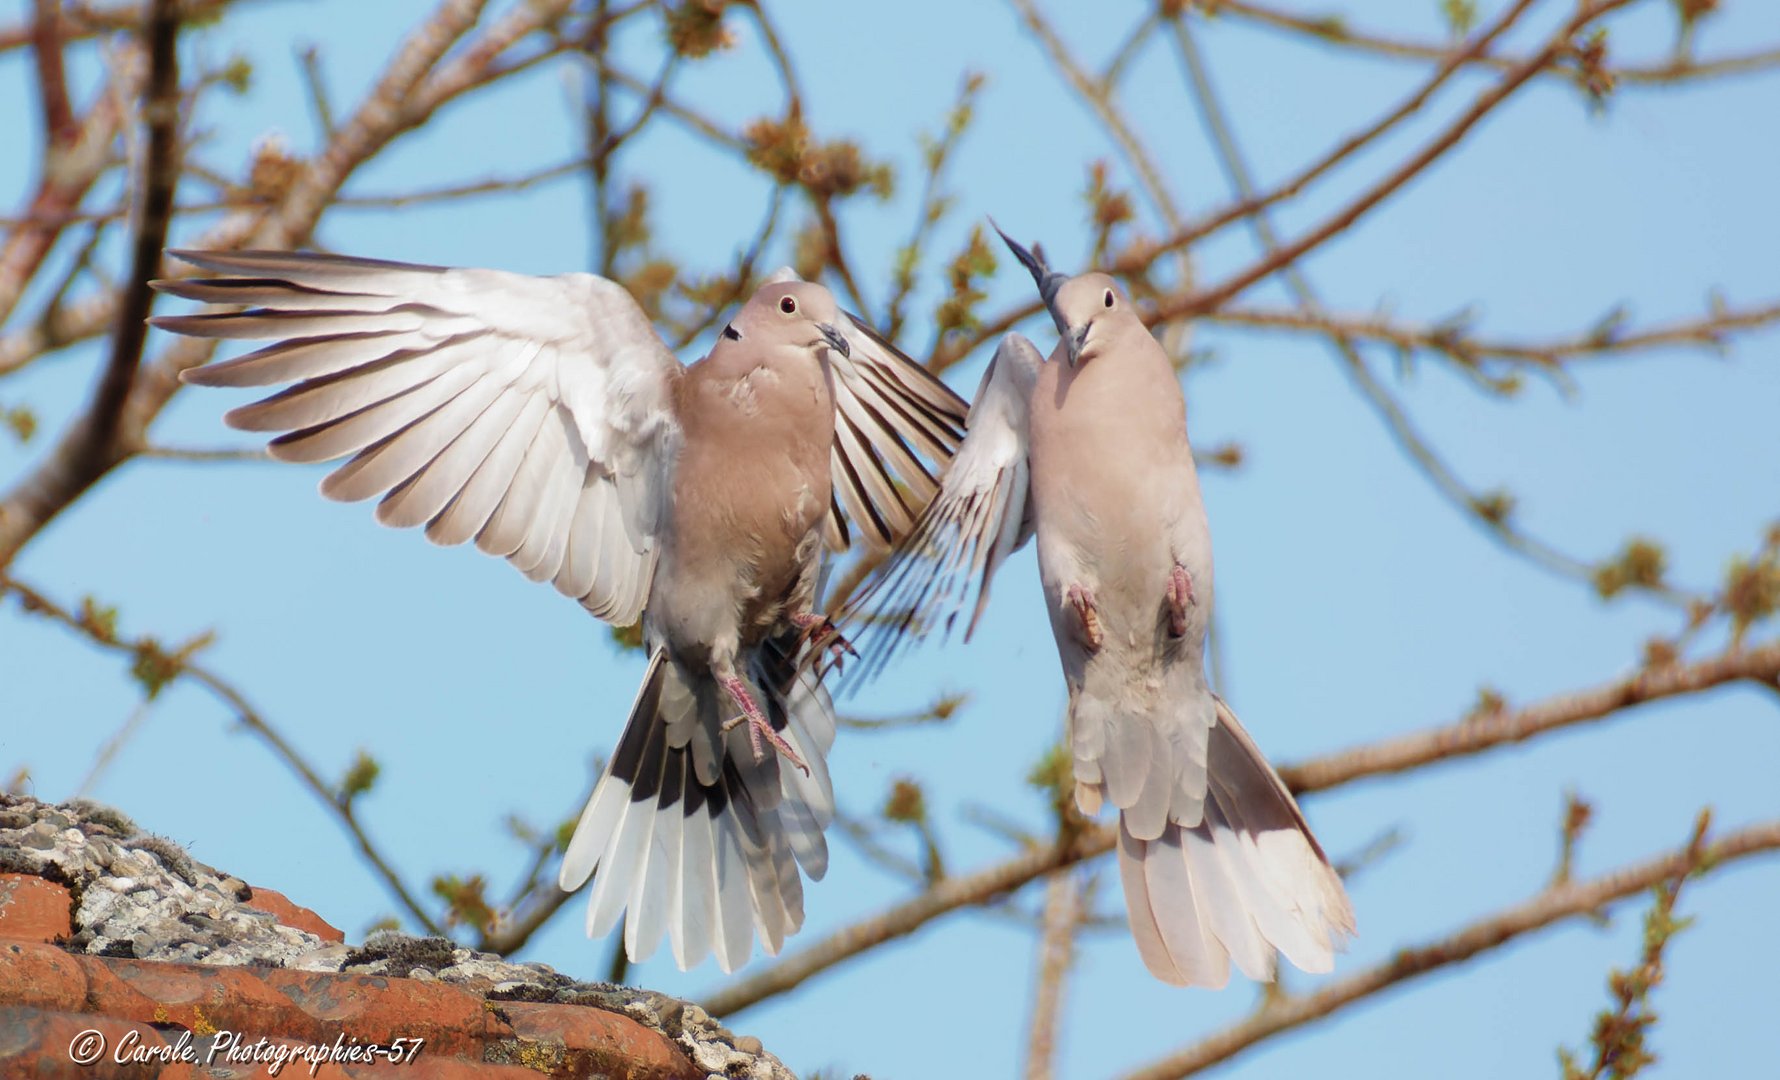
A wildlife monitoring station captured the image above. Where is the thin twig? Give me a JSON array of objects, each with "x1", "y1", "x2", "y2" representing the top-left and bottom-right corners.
[
  {"x1": 297, "y1": 43, "x2": 336, "y2": 141},
  {"x1": 1009, "y1": 0, "x2": 1187, "y2": 232},
  {"x1": 1023, "y1": 870, "x2": 1082, "y2": 1080},
  {"x1": 138, "y1": 444, "x2": 270, "y2": 462},
  {"x1": 1207, "y1": 300, "x2": 1780, "y2": 370},
  {"x1": 75, "y1": 698, "x2": 153, "y2": 798}
]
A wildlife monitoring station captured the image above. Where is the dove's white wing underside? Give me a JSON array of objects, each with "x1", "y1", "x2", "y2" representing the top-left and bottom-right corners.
[{"x1": 156, "y1": 249, "x2": 683, "y2": 626}]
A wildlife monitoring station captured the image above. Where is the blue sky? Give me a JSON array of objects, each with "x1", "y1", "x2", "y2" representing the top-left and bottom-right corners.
[{"x1": 3, "y1": 2, "x2": 1778, "y2": 1077}]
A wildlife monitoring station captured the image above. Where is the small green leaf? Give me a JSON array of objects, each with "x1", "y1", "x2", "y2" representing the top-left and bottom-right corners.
[{"x1": 339, "y1": 749, "x2": 381, "y2": 803}]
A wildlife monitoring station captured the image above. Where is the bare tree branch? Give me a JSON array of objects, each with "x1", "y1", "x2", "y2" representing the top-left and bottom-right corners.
[
  {"x1": 927, "y1": 0, "x2": 1539, "y2": 371},
  {"x1": 1277, "y1": 640, "x2": 1780, "y2": 794},
  {"x1": 92, "y1": 0, "x2": 182, "y2": 454},
  {"x1": 1008, "y1": 0, "x2": 1187, "y2": 233},
  {"x1": 1121, "y1": 0, "x2": 1539, "y2": 283}
]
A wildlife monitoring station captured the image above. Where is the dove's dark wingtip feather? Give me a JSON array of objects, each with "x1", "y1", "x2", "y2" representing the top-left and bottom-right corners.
[{"x1": 989, "y1": 219, "x2": 1048, "y2": 287}]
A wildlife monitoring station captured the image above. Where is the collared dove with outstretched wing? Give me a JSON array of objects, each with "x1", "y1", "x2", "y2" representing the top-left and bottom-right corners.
[
  {"x1": 843, "y1": 228, "x2": 1354, "y2": 988},
  {"x1": 153, "y1": 248, "x2": 967, "y2": 972}
]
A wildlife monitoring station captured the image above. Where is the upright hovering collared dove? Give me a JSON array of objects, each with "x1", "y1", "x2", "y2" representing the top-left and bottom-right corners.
[
  {"x1": 151, "y1": 249, "x2": 967, "y2": 972},
  {"x1": 844, "y1": 228, "x2": 1354, "y2": 987}
]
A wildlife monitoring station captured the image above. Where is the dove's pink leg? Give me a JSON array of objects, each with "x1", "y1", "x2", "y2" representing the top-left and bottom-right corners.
[
  {"x1": 718, "y1": 673, "x2": 809, "y2": 774},
  {"x1": 1165, "y1": 563, "x2": 1196, "y2": 638},
  {"x1": 1066, "y1": 584, "x2": 1104, "y2": 652},
  {"x1": 790, "y1": 611, "x2": 858, "y2": 668}
]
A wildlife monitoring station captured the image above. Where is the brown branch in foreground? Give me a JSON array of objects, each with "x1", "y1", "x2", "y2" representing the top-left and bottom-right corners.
[
  {"x1": 0, "y1": 0, "x2": 179, "y2": 573},
  {"x1": 701, "y1": 636, "x2": 1780, "y2": 1016},
  {"x1": 90, "y1": 0, "x2": 181, "y2": 454},
  {"x1": 1119, "y1": 816, "x2": 1779, "y2": 1080},
  {"x1": 0, "y1": 575, "x2": 445, "y2": 936}
]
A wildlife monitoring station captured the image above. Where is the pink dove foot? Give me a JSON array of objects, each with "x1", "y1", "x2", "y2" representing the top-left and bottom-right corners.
[
  {"x1": 718, "y1": 673, "x2": 809, "y2": 774},
  {"x1": 1165, "y1": 563, "x2": 1196, "y2": 638},
  {"x1": 791, "y1": 610, "x2": 858, "y2": 671},
  {"x1": 1066, "y1": 583, "x2": 1104, "y2": 652}
]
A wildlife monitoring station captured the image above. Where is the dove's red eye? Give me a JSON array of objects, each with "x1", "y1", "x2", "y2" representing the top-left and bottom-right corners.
[{"x1": 780, "y1": 296, "x2": 797, "y2": 314}]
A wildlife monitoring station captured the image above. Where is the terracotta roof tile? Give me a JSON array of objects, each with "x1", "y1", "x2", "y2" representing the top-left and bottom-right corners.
[
  {"x1": 239, "y1": 888, "x2": 344, "y2": 944},
  {"x1": 1, "y1": 796, "x2": 788, "y2": 1079},
  {"x1": 0, "y1": 872, "x2": 74, "y2": 944}
]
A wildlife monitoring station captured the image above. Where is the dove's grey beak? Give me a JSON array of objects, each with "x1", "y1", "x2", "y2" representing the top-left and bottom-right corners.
[
  {"x1": 817, "y1": 322, "x2": 851, "y2": 358},
  {"x1": 1063, "y1": 323, "x2": 1090, "y2": 369}
]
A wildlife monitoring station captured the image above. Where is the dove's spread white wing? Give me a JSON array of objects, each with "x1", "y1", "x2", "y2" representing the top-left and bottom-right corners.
[
  {"x1": 841, "y1": 333, "x2": 1043, "y2": 679},
  {"x1": 156, "y1": 249, "x2": 682, "y2": 626}
]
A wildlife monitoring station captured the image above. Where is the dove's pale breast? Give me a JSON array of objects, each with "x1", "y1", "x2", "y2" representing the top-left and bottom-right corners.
[
  {"x1": 648, "y1": 346, "x2": 836, "y2": 657},
  {"x1": 1027, "y1": 323, "x2": 1210, "y2": 631}
]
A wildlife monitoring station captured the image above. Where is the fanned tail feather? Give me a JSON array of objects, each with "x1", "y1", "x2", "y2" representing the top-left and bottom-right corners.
[
  {"x1": 1112, "y1": 697, "x2": 1354, "y2": 988},
  {"x1": 559, "y1": 637, "x2": 837, "y2": 972}
]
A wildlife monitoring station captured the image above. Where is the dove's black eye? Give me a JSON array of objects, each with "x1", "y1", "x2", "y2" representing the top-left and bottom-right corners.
[
  {"x1": 1104, "y1": 289, "x2": 1115, "y2": 308},
  {"x1": 721, "y1": 323, "x2": 742, "y2": 341},
  {"x1": 779, "y1": 296, "x2": 798, "y2": 314}
]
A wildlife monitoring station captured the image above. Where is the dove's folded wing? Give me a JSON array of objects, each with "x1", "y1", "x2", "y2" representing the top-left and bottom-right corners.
[
  {"x1": 821, "y1": 313, "x2": 970, "y2": 551},
  {"x1": 155, "y1": 249, "x2": 682, "y2": 626}
]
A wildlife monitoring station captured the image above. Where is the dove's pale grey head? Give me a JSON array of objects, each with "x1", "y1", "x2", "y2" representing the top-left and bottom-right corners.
[
  {"x1": 722, "y1": 280, "x2": 851, "y2": 360},
  {"x1": 1049, "y1": 272, "x2": 1140, "y2": 368},
  {"x1": 993, "y1": 224, "x2": 1133, "y2": 368}
]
